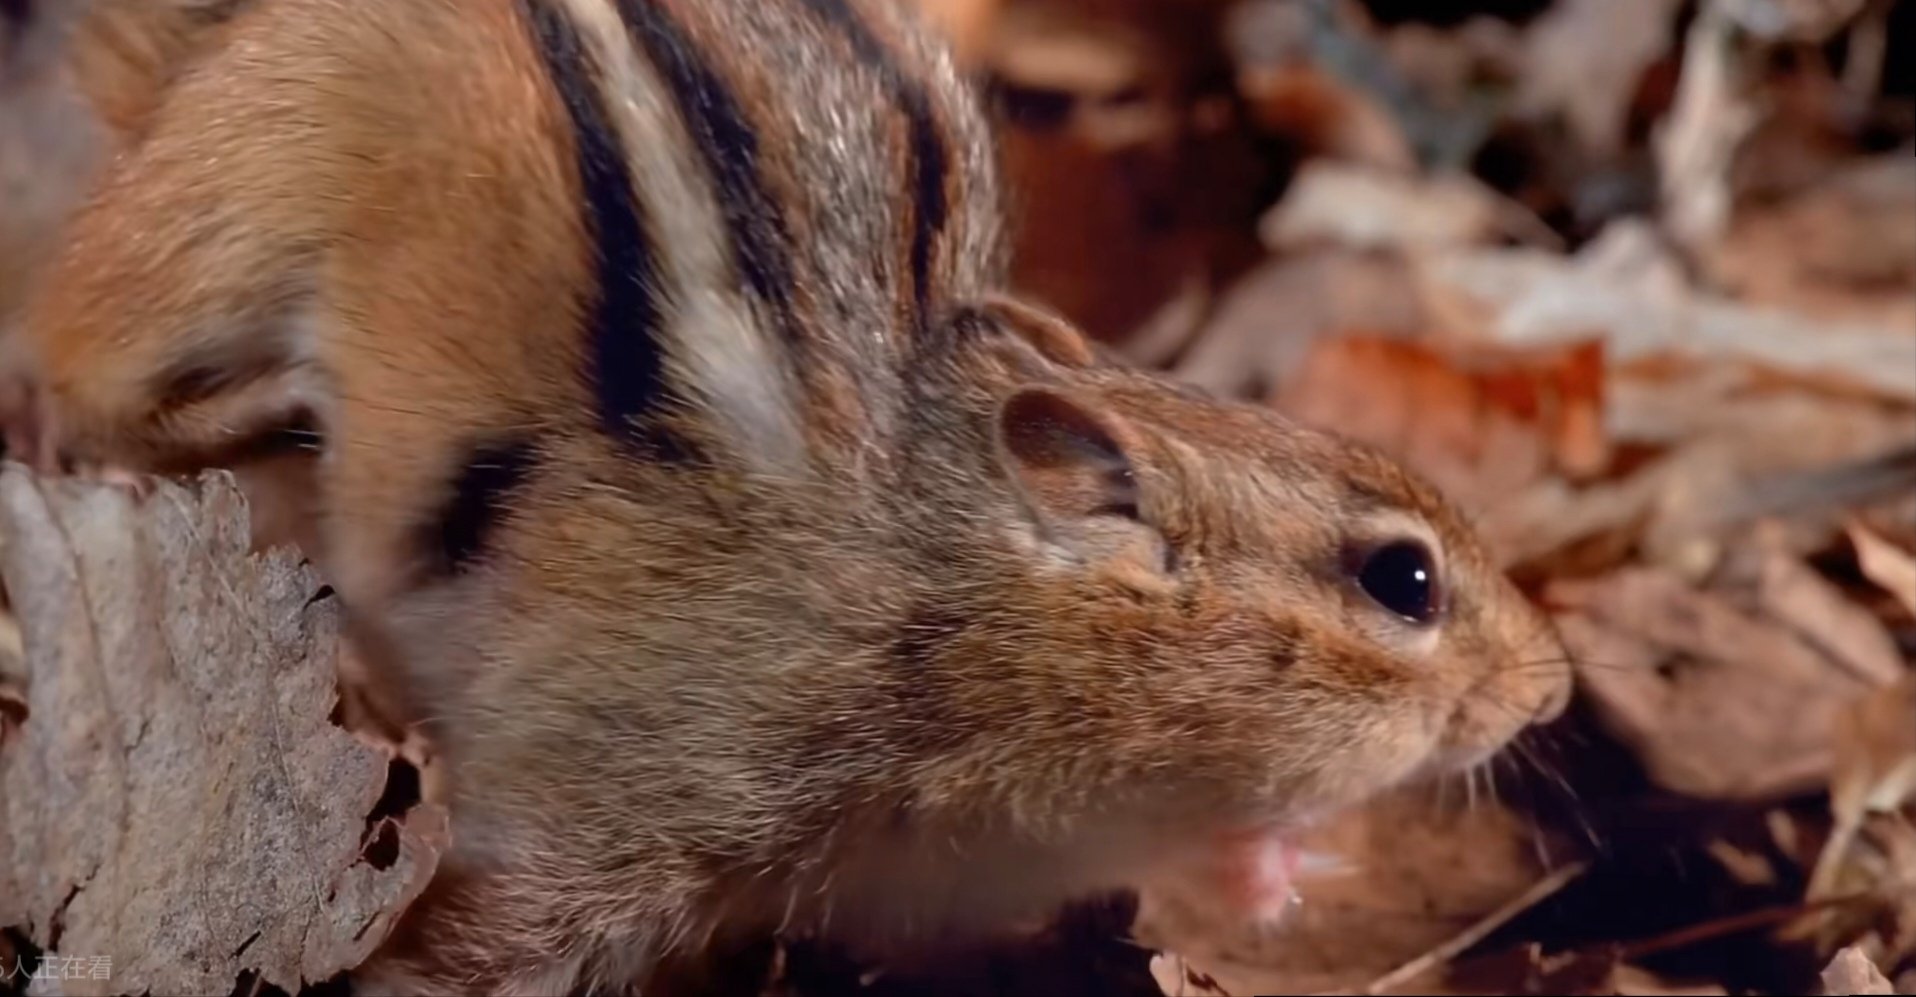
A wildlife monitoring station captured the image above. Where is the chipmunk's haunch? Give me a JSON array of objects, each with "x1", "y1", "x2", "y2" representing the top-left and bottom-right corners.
[{"x1": 12, "y1": 0, "x2": 1573, "y2": 992}]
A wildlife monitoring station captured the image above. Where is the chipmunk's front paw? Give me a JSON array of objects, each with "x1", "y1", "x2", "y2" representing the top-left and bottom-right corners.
[{"x1": 1131, "y1": 827, "x2": 1337, "y2": 969}]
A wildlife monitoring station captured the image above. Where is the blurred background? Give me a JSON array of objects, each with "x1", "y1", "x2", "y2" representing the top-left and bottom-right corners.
[{"x1": 2, "y1": 1, "x2": 1914, "y2": 995}]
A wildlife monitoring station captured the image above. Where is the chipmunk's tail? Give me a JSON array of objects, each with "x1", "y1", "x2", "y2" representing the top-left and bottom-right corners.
[{"x1": 66, "y1": 0, "x2": 254, "y2": 138}]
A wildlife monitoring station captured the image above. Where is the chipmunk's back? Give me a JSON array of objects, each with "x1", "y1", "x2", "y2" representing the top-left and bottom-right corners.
[
  {"x1": 35, "y1": 0, "x2": 1006, "y2": 596},
  {"x1": 508, "y1": 0, "x2": 1005, "y2": 467}
]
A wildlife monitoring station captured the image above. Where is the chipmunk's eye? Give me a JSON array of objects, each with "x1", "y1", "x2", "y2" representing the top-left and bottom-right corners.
[{"x1": 1355, "y1": 540, "x2": 1440, "y2": 624}]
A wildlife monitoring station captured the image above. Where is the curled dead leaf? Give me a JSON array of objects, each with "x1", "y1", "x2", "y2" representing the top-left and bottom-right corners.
[
  {"x1": 0, "y1": 468, "x2": 444, "y2": 997},
  {"x1": 1849, "y1": 523, "x2": 1916, "y2": 618}
]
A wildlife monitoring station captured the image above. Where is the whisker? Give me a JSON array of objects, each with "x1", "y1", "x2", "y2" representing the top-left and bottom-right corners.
[
  {"x1": 1511, "y1": 735, "x2": 1603, "y2": 851},
  {"x1": 1504, "y1": 653, "x2": 1633, "y2": 677}
]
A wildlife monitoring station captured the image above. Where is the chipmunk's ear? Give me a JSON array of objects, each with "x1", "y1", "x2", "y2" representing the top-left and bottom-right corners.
[
  {"x1": 996, "y1": 388, "x2": 1172, "y2": 578},
  {"x1": 68, "y1": 0, "x2": 251, "y2": 139}
]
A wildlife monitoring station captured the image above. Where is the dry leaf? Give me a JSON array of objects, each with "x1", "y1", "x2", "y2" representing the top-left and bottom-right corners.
[
  {"x1": 1819, "y1": 945, "x2": 1895, "y2": 995},
  {"x1": 1655, "y1": 0, "x2": 1761, "y2": 251},
  {"x1": 1424, "y1": 221, "x2": 1916, "y2": 403},
  {"x1": 1273, "y1": 334, "x2": 1608, "y2": 511},
  {"x1": 1488, "y1": 442, "x2": 1740, "y2": 579},
  {"x1": 1708, "y1": 156, "x2": 1916, "y2": 330},
  {"x1": 1849, "y1": 523, "x2": 1916, "y2": 617},
  {"x1": 1149, "y1": 953, "x2": 1232, "y2": 997},
  {"x1": 1808, "y1": 675, "x2": 1916, "y2": 900},
  {"x1": 1220, "y1": 0, "x2": 1418, "y2": 172},
  {"x1": 1448, "y1": 947, "x2": 1731, "y2": 997},
  {"x1": 1234, "y1": 58, "x2": 1415, "y2": 172},
  {"x1": 1705, "y1": 838, "x2": 1781, "y2": 888},
  {"x1": 1559, "y1": 369, "x2": 1916, "y2": 575},
  {"x1": 1756, "y1": 547, "x2": 1907, "y2": 688},
  {"x1": 1000, "y1": 116, "x2": 1212, "y2": 345},
  {"x1": 1838, "y1": 675, "x2": 1916, "y2": 817},
  {"x1": 1552, "y1": 567, "x2": 1875, "y2": 799},
  {"x1": 1604, "y1": 360, "x2": 1916, "y2": 476},
  {"x1": 1606, "y1": 962, "x2": 1733, "y2": 996},
  {"x1": 1173, "y1": 252, "x2": 1428, "y2": 401},
  {"x1": 1517, "y1": 0, "x2": 1683, "y2": 155},
  {"x1": 0, "y1": 469, "x2": 444, "y2": 997},
  {"x1": 1722, "y1": 0, "x2": 1870, "y2": 41},
  {"x1": 1262, "y1": 163, "x2": 1544, "y2": 254}
]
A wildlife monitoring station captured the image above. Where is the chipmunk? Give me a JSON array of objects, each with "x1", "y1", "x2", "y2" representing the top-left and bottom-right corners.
[{"x1": 9, "y1": 0, "x2": 1574, "y2": 992}]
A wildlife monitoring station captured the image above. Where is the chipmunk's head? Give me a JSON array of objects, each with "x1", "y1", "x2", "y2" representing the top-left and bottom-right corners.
[{"x1": 924, "y1": 298, "x2": 1571, "y2": 914}]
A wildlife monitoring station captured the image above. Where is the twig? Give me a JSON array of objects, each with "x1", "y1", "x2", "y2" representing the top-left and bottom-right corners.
[
  {"x1": 1714, "y1": 444, "x2": 1916, "y2": 530},
  {"x1": 1618, "y1": 888, "x2": 1890, "y2": 960},
  {"x1": 1360, "y1": 861, "x2": 1590, "y2": 995}
]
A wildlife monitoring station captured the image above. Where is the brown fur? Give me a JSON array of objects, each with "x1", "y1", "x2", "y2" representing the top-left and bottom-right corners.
[
  {"x1": 65, "y1": 0, "x2": 254, "y2": 137},
  {"x1": 13, "y1": 1, "x2": 1571, "y2": 993}
]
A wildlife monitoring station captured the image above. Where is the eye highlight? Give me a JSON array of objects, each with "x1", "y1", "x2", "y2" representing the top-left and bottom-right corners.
[{"x1": 1354, "y1": 540, "x2": 1440, "y2": 624}]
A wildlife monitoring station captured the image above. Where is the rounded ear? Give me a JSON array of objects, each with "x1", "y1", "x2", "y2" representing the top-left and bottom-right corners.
[
  {"x1": 997, "y1": 388, "x2": 1173, "y2": 579},
  {"x1": 998, "y1": 387, "x2": 1137, "y2": 523}
]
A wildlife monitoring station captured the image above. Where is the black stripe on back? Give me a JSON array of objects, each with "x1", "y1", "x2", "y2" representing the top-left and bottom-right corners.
[
  {"x1": 520, "y1": 0, "x2": 687, "y2": 459},
  {"x1": 798, "y1": 0, "x2": 948, "y2": 325},
  {"x1": 610, "y1": 0, "x2": 798, "y2": 340},
  {"x1": 429, "y1": 437, "x2": 538, "y2": 574}
]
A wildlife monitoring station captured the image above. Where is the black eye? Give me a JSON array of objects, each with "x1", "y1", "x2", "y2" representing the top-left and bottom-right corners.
[{"x1": 1356, "y1": 540, "x2": 1440, "y2": 623}]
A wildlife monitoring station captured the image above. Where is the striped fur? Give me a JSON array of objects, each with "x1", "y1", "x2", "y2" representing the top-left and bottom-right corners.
[
  {"x1": 530, "y1": 0, "x2": 1004, "y2": 474},
  {"x1": 30, "y1": 0, "x2": 1003, "y2": 581},
  {"x1": 19, "y1": 1, "x2": 1569, "y2": 994}
]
